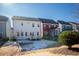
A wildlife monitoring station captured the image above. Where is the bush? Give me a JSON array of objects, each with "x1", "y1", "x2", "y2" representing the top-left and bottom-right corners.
[
  {"x1": 9, "y1": 38, "x2": 16, "y2": 41},
  {"x1": 42, "y1": 35, "x2": 50, "y2": 40},
  {"x1": 0, "y1": 37, "x2": 9, "y2": 42},
  {"x1": 59, "y1": 31, "x2": 79, "y2": 49},
  {"x1": 42, "y1": 35, "x2": 58, "y2": 41},
  {"x1": 0, "y1": 37, "x2": 9, "y2": 47}
]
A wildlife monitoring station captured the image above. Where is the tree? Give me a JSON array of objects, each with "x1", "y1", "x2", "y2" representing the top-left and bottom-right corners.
[{"x1": 59, "y1": 31, "x2": 79, "y2": 49}]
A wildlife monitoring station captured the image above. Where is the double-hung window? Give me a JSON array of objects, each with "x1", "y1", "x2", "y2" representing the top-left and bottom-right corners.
[
  {"x1": 17, "y1": 32, "x2": 19, "y2": 36},
  {"x1": 21, "y1": 32, "x2": 23, "y2": 36},
  {"x1": 25, "y1": 32, "x2": 27, "y2": 36}
]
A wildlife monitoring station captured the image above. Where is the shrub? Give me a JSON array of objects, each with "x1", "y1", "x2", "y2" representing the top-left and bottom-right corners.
[
  {"x1": 42, "y1": 35, "x2": 58, "y2": 41},
  {"x1": 9, "y1": 38, "x2": 16, "y2": 41},
  {"x1": 0, "y1": 37, "x2": 9, "y2": 42},
  {"x1": 42, "y1": 35, "x2": 50, "y2": 40},
  {"x1": 59, "y1": 31, "x2": 79, "y2": 49},
  {"x1": 0, "y1": 37, "x2": 9, "y2": 47}
]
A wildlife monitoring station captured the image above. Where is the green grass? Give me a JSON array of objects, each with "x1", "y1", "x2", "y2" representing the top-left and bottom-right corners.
[
  {"x1": 42, "y1": 35, "x2": 58, "y2": 42},
  {"x1": 9, "y1": 38, "x2": 16, "y2": 42}
]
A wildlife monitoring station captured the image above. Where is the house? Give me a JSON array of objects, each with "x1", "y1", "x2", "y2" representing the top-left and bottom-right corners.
[
  {"x1": 70, "y1": 22, "x2": 79, "y2": 32},
  {"x1": 57, "y1": 20, "x2": 73, "y2": 33},
  {"x1": 39, "y1": 18, "x2": 58, "y2": 37},
  {"x1": 12, "y1": 16, "x2": 43, "y2": 39},
  {"x1": 1, "y1": 15, "x2": 78, "y2": 40},
  {"x1": 0, "y1": 15, "x2": 11, "y2": 38}
]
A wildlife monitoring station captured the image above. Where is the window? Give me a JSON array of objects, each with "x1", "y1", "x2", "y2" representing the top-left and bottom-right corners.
[
  {"x1": 30, "y1": 32, "x2": 32, "y2": 35},
  {"x1": 55, "y1": 30, "x2": 57, "y2": 35},
  {"x1": 38, "y1": 24, "x2": 40, "y2": 27},
  {"x1": 54, "y1": 25, "x2": 56, "y2": 27},
  {"x1": 63, "y1": 26, "x2": 65, "y2": 29},
  {"x1": 21, "y1": 32, "x2": 23, "y2": 36},
  {"x1": 32, "y1": 23, "x2": 34, "y2": 27},
  {"x1": 21, "y1": 22, "x2": 23, "y2": 26},
  {"x1": 44, "y1": 25, "x2": 46, "y2": 27},
  {"x1": 17, "y1": 32, "x2": 19, "y2": 36},
  {"x1": 37, "y1": 32, "x2": 39, "y2": 36},
  {"x1": 25, "y1": 32, "x2": 27, "y2": 36},
  {"x1": 67, "y1": 26, "x2": 69, "y2": 28},
  {"x1": 30, "y1": 32, "x2": 34, "y2": 36},
  {"x1": 32, "y1": 32, "x2": 34, "y2": 36},
  {"x1": 52, "y1": 25, "x2": 54, "y2": 27}
]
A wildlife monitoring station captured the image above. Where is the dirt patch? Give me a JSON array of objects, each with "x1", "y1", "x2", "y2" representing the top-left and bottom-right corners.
[
  {"x1": 50, "y1": 45, "x2": 79, "y2": 56},
  {"x1": 0, "y1": 45, "x2": 21, "y2": 56}
]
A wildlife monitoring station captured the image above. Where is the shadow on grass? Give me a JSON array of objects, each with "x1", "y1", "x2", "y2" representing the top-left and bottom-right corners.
[
  {"x1": 50, "y1": 47, "x2": 79, "y2": 55},
  {"x1": 69, "y1": 48, "x2": 79, "y2": 52},
  {"x1": 0, "y1": 42, "x2": 6, "y2": 47},
  {"x1": 0, "y1": 40, "x2": 8, "y2": 47}
]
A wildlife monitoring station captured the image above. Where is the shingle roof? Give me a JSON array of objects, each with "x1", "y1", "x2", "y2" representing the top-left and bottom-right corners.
[
  {"x1": 12, "y1": 16, "x2": 58, "y2": 24},
  {"x1": 70, "y1": 22, "x2": 79, "y2": 25},
  {"x1": 57, "y1": 20, "x2": 71, "y2": 25},
  {"x1": 12, "y1": 16, "x2": 40, "y2": 22},
  {"x1": 0, "y1": 15, "x2": 8, "y2": 21},
  {"x1": 39, "y1": 18, "x2": 57, "y2": 24}
]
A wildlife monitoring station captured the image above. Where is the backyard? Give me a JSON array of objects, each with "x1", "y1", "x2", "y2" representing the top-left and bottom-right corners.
[
  {"x1": 0, "y1": 30, "x2": 79, "y2": 56},
  {"x1": 0, "y1": 43, "x2": 79, "y2": 56},
  {"x1": 0, "y1": 39, "x2": 60, "y2": 56}
]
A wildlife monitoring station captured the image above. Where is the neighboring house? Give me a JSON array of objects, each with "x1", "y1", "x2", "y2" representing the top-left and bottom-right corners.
[
  {"x1": 57, "y1": 20, "x2": 72, "y2": 33},
  {"x1": 39, "y1": 18, "x2": 58, "y2": 37},
  {"x1": 70, "y1": 22, "x2": 79, "y2": 32},
  {"x1": 12, "y1": 16, "x2": 43, "y2": 39},
  {"x1": 0, "y1": 15, "x2": 11, "y2": 38}
]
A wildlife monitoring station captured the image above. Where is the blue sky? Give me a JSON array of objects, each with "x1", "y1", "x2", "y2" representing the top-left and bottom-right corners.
[{"x1": 0, "y1": 3, "x2": 79, "y2": 22}]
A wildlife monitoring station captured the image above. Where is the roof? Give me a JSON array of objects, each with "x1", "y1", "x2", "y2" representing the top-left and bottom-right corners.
[
  {"x1": 70, "y1": 22, "x2": 79, "y2": 25},
  {"x1": 0, "y1": 15, "x2": 8, "y2": 21},
  {"x1": 12, "y1": 16, "x2": 40, "y2": 22},
  {"x1": 12, "y1": 16, "x2": 58, "y2": 24},
  {"x1": 57, "y1": 20, "x2": 71, "y2": 25},
  {"x1": 39, "y1": 18, "x2": 58, "y2": 24}
]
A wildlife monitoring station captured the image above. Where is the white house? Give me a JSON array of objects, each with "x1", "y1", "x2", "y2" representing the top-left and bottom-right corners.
[
  {"x1": 12, "y1": 16, "x2": 43, "y2": 39},
  {"x1": 70, "y1": 22, "x2": 79, "y2": 32},
  {"x1": 57, "y1": 20, "x2": 73, "y2": 33},
  {"x1": 0, "y1": 15, "x2": 11, "y2": 38}
]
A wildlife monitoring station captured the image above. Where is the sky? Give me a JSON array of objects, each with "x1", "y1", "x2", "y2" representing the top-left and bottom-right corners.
[{"x1": 0, "y1": 3, "x2": 79, "y2": 22}]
